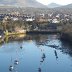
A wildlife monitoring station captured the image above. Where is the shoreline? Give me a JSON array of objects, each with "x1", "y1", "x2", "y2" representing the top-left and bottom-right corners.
[
  {"x1": 26, "y1": 30, "x2": 61, "y2": 34},
  {"x1": 60, "y1": 32, "x2": 72, "y2": 42},
  {"x1": 3, "y1": 30, "x2": 61, "y2": 36},
  {"x1": 0, "y1": 30, "x2": 72, "y2": 43}
]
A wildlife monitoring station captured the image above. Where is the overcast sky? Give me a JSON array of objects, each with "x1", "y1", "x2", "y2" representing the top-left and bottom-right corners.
[{"x1": 36, "y1": 0, "x2": 72, "y2": 5}]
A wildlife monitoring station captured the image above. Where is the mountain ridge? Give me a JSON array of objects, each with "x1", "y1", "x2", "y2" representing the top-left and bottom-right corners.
[
  {"x1": 57, "y1": 3, "x2": 72, "y2": 8},
  {"x1": 0, "y1": 0, "x2": 72, "y2": 8},
  {"x1": 0, "y1": 0, "x2": 47, "y2": 8},
  {"x1": 47, "y1": 3, "x2": 62, "y2": 8}
]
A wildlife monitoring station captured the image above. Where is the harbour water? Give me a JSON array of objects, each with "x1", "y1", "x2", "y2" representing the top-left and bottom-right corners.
[{"x1": 0, "y1": 34, "x2": 72, "y2": 72}]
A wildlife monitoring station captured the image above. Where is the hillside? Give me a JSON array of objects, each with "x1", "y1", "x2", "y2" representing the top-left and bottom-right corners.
[
  {"x1": 47, "y1": 3, "x2": 62, "y2": 8},
  {"x1": 0, "y1": 0, "x2": 47, "y2": 8}
]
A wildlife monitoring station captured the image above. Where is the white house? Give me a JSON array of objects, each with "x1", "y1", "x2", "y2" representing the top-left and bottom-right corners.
[
  {"x1": 11, "y1": 17, "x2": 19, "y2": 21},
  {"x1": 52, "y1": 18, "x2": 60, "y2": 23},
  {"x1": 25, "y1": 17, "x2": 35, "y2": 22}
]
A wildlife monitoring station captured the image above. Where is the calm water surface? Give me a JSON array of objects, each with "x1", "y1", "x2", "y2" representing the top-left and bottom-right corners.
[{"x1": 0, "y1": 34, "x2": 72, "y2": 72}]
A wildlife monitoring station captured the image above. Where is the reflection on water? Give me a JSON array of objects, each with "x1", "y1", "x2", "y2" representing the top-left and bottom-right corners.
[
  {"x1": 54, "y1": 50, "x2": 58, "y2": 60},
  {"x1": 0, "y1": 34, "x2": 72, "y2": 72},
  {"x1": 40, "y1": 53, "x2": 46, "y2": 63},
  {"x1": 38, "y1": 67, "x2": 41, "y2": 72}
]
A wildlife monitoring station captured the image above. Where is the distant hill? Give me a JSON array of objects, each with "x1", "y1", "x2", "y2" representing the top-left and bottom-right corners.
[
  {"x1": 0, "y1": 1, "x2": 72, "y2": 14},
  {"x1": 57, "y1": 3, "x2": 72, "y2": 8},
  {"x1": 0, "y1": 0, "x2": 47, "y2": 8},
  {"x1": 47, "y1": 3, "x2": 62, "y2": 8}
]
